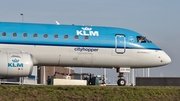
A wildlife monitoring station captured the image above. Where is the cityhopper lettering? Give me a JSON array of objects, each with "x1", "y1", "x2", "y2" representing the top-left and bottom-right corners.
[
  {"x1": 8, "y1": 58, "x2": 23, "y2": 67},
  {"x1": 74, "y1": 47, "x2": 99, "y2": 52},
  {"x1": 76, "y1": 27, "x2": 99, "y2": 36}
]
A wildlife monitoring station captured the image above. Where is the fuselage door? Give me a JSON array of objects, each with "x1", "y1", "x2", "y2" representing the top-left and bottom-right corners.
[{"x1": 115, "y1": 34, "x2": 126, "y2": 54}]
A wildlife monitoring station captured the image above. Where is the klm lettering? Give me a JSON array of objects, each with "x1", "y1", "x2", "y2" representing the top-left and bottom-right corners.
[
  {"x1": 76, "y1": 27, "x2": 99, "y2": 36},
  {"x1": 8, "y1": 63, "x2": 23, "y2": 67}
]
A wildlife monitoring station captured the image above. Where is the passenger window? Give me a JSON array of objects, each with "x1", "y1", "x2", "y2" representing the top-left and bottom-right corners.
[
  {"x1": 64, "y1": 35, "x2": 68, "y2": 39},
  {"x1": 74, "y1": 35, "x2": 78, "y2": 40},
  {"x1": 23, "y1": 33, "x2": 27, "y2": 37},
  {"x1": 33, "y1": 33, "x2": 38, "y2": 38},
  {"x1": 13, "y1": 32, "x2": 17, "y2": 37},
  {"x1": 54, "y1": 34, "x2": 58, "y2": 38},
  {"x1": 2, "y1": 32, "x2": 6, "y2": 36},
  {"x1": 84, "y1": 36, "x2": 89, "y2": 40},
  {"x1": 44, "y1": 34, "x2": 48, "y2": 38},
  {"x1": 137, "y1": 36, "x2": 146, "y2": 43}
]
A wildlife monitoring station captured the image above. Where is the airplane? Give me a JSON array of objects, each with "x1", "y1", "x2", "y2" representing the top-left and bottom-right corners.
[{"x1": 0, "y1": 21, "x2": 171, "y2": 86}]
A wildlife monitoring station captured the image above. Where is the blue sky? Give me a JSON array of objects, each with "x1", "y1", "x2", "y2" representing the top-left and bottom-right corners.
[{"x1": 1, "y1": 0, "x2": 180, "y2": 83}]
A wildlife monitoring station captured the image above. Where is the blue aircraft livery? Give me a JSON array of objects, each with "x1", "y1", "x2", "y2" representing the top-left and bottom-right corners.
[
  {"x1": 0, "y1": 21, "x2": 171, "y2": 86},
  {"x1": 0, "y1": 22, "x2": 160, "y2": 50}
]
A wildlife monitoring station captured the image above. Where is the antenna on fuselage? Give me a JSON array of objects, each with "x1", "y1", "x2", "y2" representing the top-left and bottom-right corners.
[{"x1": 55, "y1": 21, "x2": 60, "y2": 25}]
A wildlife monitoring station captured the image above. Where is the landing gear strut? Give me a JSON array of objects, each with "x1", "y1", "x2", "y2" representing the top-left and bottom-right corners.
[
  {"x1": 117, "y1": 72, "x2": 126, "y2": 86},
  {"x1": 116, "y1": 68, "x2": 126, "y2": 86}
]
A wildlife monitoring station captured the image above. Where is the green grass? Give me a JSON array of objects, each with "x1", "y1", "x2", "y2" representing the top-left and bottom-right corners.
[{"x1": 0, "y1": 85, "x2": 180, "y2": 101}]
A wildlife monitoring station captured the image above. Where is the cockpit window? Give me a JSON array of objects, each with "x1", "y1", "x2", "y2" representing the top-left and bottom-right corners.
[
  {"x1": 137, "y1": 36, "x2": 146, "y2": 43},
  {"x1": 137, "y1": 36, "x2": 153, "y2": 43}
]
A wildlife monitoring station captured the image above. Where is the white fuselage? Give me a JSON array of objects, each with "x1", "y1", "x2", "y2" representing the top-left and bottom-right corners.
[{"x1": 0, "y1": 44, "x2": 171, "y2": 68}]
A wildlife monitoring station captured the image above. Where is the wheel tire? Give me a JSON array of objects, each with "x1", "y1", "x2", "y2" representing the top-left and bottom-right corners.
[{"x1": 117, "y1": 79, "x2": 126, "y2": 86}]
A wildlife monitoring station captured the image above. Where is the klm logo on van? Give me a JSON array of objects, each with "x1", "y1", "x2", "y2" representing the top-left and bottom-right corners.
[
  {"x1": 76, "y1": 27, "x2": 99, "y2": 36},
  {"x1": 8, "y1": 58, "x2": 23, "y2": 67}
]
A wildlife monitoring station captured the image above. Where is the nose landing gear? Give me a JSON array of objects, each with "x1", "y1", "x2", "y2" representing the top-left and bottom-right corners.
[
  {"x1": 117, "y1": 72, "x2": 126, "y2": 86},
  {"x1": 116, "y1": 67, "x2": 130, "y2": 86}
]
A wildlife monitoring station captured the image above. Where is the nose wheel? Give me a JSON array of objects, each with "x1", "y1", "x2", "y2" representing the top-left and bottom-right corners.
[
  {"x1": 116, "y1": 67, "x2": 130, "y2": 86},
  {"x1": 117, "y1": 72, "x2": 126, "y2": 86},
  {"x1": 117, "y1": 79, "x2": 126, "y2": 86}
]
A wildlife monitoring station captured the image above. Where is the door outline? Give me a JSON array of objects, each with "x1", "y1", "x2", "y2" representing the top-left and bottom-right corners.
[{"x1": 115, "y1": 34, "x2": 126, "y2": 54}]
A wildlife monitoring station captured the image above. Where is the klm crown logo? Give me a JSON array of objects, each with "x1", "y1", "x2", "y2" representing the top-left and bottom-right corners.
[
  {"x1": 12, "y1": 59, "x2": 19, "y2": 63},
  {"x1": 8, "y1": 58, "x2": 23, "y2": 68},
  {"x1": 82, "y1": 27, "x2": 92, "y2": 31}
]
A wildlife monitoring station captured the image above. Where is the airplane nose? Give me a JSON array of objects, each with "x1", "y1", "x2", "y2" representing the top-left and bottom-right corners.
[
  {"x1": 160, "y1": 51, "x2": 171, "y2": 65},
  {"x1": 165, "y1": 54, "x2": 171, "y2": 64}
]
